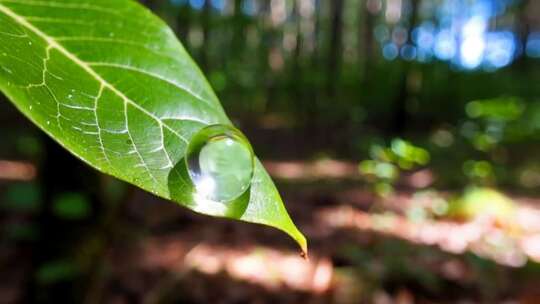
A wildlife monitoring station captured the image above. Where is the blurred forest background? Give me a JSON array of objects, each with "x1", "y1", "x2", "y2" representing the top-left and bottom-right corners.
[{"x1": 1, "y1": 0, "x2": 540, "y2": 303}]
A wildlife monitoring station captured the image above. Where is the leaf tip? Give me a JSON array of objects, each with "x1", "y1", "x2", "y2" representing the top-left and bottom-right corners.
[
  {"x1": 287, "y1": 227, "x2": 308, "y2": 259},
  {"x1": 300, "y1": 249, "x2": 309, "y2": 260}
]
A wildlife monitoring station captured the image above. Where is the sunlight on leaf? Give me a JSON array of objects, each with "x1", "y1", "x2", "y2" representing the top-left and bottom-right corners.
[{"x1": 0, "y1": 0, "x2": 306, "y2": 253}]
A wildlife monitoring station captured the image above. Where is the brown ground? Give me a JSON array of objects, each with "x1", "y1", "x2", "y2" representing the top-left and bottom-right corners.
[{"x1": 2, "y1": 159, "x2": 540, "y2": 304}]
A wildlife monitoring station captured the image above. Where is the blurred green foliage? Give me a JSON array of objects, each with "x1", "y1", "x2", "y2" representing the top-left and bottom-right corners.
[
  {"x1": 36, "y1": 259, "x2": 79, "y2": 285},
  {"x1": 52, "y1": 193, "x2": 91, "y2": 221},
  {"x1": 360, "y1": 138, "x2": 429, "y2": 196},
  {"x1": 2, "y1": 183, "x2": 41, "y2": 214},
  {"x1": 447, "y1": 187, "x2": 517, "y2": 223}
]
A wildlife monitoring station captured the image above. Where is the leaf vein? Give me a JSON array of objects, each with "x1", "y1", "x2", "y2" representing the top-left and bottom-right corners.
[
  {"x1": 124, "y1": 101, "x2": 160, "y2": 190},
  {"x1": 87, "y1": 62, "x2": 211, "y2": 108},
  {"x1": 94, "y1": 84, "x2": 113, "y2": 168},
  {"x1": 0, "y1": 3, "x2": 192, "y2": 174}
]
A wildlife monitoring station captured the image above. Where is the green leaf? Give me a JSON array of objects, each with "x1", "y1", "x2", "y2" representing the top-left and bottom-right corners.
[{"x1": 0, "y1": 0, "x2": 306, "y2": 253}]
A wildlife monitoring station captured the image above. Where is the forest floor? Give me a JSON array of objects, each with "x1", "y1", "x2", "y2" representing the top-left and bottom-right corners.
[
  {"x1": 1, "y1": 155, "x2": 540, "y2": 303},
  {"x1": 69, "y1": 159, "x2": 540, "y2": 304}
]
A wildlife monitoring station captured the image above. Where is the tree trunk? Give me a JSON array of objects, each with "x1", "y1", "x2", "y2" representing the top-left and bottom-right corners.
[
  {"x1": 200, "y1": 0, "x2": 212, "y2": 71},
  {"x1": 176, "y1": 3, "x2": 192, "y2": 50},
  {"x1": 359, "y1": 0, "x2": 375, "y2": 84},
  {"x1": 26, "y1": 136, "x2": 100, "y2": 303},
  {"x1": 390, "y1": 0, "x2": 420, "y2": 135},
  {"x1": 327, "y1": 0, "x2": 344, "y2": 97}
]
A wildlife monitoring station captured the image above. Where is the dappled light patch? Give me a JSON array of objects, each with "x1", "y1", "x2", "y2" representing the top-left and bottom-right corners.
[
  {"x1": 116, "y1": 235, "x2": 334, "y2": 294},
  {"x1": 0, "y1": 160, "x2": 36, "y2": 181},
  {"x1": 264, "y1": 159, "x2": 360, "y2": 181},
  {"x1": 317, "y1": 203, "x2": 540, "y2": 267}
]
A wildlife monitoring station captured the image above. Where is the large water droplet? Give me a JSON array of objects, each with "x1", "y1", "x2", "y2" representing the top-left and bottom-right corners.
[{"x1": 186, "y1": 124, "x2": 254, "y2": 203}]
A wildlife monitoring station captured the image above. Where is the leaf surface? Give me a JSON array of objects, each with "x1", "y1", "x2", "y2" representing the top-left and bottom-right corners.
[{"x1": 0, "y1": 0, "x2": 306, "y2": 253}]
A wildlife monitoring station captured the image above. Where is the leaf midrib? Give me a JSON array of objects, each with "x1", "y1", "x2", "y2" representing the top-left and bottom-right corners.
[{"x1": 0, "y1": 2, "x2": 198, "y2": 145}]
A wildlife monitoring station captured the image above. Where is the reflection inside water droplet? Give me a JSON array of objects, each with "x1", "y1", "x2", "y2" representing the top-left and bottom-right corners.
[{"x1": 186, "y1": 124, "x2": 254, "y2": 203}]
